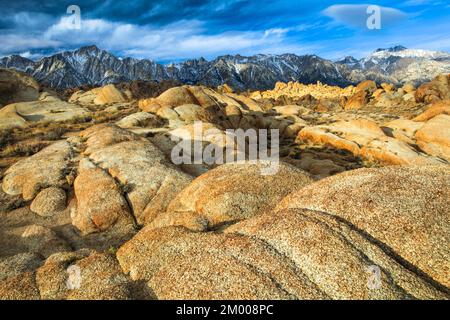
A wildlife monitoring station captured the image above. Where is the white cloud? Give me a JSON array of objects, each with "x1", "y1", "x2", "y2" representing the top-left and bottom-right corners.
[
  {"x1": 40, "y1": 17, "x2": 313, "y2": 60},
  {"x1": 0, "y1": 34, "x2": 60, "y2": 53},
  {"x1": 323, "y1": 4, "x2": 407, "y2": 29}
]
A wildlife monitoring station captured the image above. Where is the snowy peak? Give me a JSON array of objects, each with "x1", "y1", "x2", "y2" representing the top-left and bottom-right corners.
[
  {"x1": 1, "y1": 45, "x2": 449, "y2": 90},
  {"x1": 369, "y1": 46, "x2": 450, "y2": 60},
  {"x1": 0, "y1": 55, "x2": 35, "y2": 72},
  {"x1": 375, "y1": 45, "x2": 407, "y2": 53}
]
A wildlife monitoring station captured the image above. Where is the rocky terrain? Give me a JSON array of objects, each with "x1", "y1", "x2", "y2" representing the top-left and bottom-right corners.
[
  {"x1": 0, "y1": 67, "x2": 449, "y2": 300},
  {"x1": 1, "y1": 45, "x2": 449, "y2": 90}
]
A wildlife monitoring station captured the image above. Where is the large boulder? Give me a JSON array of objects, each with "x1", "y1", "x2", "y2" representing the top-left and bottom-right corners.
[
  {"x1": 413, "y1": 100, "x2": 450, "y2": 122},
  {"x1": 139, "y1": 86, "x2": 200, "y2": 112},
  {"x1": 116, "y1": 165, "x2": 450, "y2": 299},
  {"x1": 93, "y1": 84, "x2": 130, "y2": 105},
  {"x1": 2, "y1": 141, "x2": 73, "y2": 201},
  {"x1": 275, "y1": 165, "x2": 450, "y2": 291},
  {"x1": 149, "y1": 162, "x2": 313, "y2": 231},
  {"x1": 345, "y1": 80, "x2": 377, "y2": 111},
  {"x1": 117, "y1": 226, "x2": 326, "y2": 300},
  {"x1": 69, "y1": 84, "x2": 130, "y2": 105},
  {"x1": 0, "y1": 96, "x2": 90, "y2": 130},
  {"x1": 30, "y1": 187, "x2": 67, "y2": 217},
  {"x1": 415, "y1": 115, "x2": 450, "y2": 161},
  {"x1": 71, "y1": 159, "x2": 134, "y2": 235},
  {"x1": 116, "y1": 112, "x2": 162, "y2": 129},
  {"x1": 79, "y1": 124, "x2": 193, "y2": 226},
  {"x1": 415, "y1": 74, "x2": 450, "y2": 104},
  {"x1": 150, "y1": 122, "x2": 236, "y2": 176},
  {"x1": 65, "y1": 253, "x2": 133, "y2": 300},
  {"x1": 383, "y1": 119, "x2": 424, "y2": 144},
  {"x1": 298, "y1": 119, "x2": 442, "y2": 165},
  {"x1": 345, "y1": 90, "x2": 369, "y2": 111},
  {"x1": 19, "y1": 251, "x2": 135, "y2": 300}
]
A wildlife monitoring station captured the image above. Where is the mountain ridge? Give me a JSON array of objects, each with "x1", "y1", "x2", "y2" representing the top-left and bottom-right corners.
[{"x1": 1, "y1": 45, "x2": 449, "y2": 90}]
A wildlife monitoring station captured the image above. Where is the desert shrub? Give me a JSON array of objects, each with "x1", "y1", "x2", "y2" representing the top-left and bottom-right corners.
[
  {"x1": 41, "y1": 126, "x2": 67, "y2": 140},
  {"x1": 1, "y1": 141, "x2": 48, "y2": 157}
]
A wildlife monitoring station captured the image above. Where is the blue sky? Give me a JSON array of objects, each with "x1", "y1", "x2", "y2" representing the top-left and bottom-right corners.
[{"x1": 0, "y1": 0, "x2": 449, "y2": 62}]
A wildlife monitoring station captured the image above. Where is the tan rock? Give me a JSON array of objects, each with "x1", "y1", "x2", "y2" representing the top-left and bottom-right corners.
[
  {"x1": 0, "y1": 253, "x2": 43, "y2": 282},
  {"x1": 413, "y1": 100, "x2": 450, "y2": 122},
  {"x1": 402, "y1": 82, "x2": 416, "y2": 93},
  {"x1": 30, "y1": 187, "x2": 67, "y2": 217},
  {"x1": 415, "y1": 115, "x2": 450, "y2": 161},
  {"x1": 0, "y1": 272, "x2": 40, "y2": 300},
  {"x1": 84, "y1": 125, "x2": 193, "y2": 225},
  {"x1": 276, "y1": 165, "x2": 450, "y2": 291},
  {"x1": 80, "y1": 123, "x2": 139, "y2": 155},
  {"x1": 383, "y1": 119, "x2": 424, "y2": 144},
  {"x1": 0, "y1": 99, "x2": 90, "y2": 130},
  {"x1": 69, "y1": 84, "x2": 129, "y2": 105},
  {"x1": 117, "y1": 226, "x2": 326, "y2": 299},
  {"x1": 372, "y1": 88, "x2": 385, "y2": 100},
  {"x1": 71, "y1": 158, "x2": 133, "y2": 235},
  {"x1": 93, "y1": 84, "x2": 128, "y2": 105},
  {"x1": 150, "y1": 162, "x2": 313, "y2": 231},
  {"x1": 36, "y1": 250, "x2": 92, "y2": 300},
  {"x1": 2, "y1": 141, "x2": 72, "y2": 200},
  {"x1": 66, "y1": 253, "x2": 133, "y2": 300},
  {"x1": 116, "y1": 112, "x2": 162, "y2": 129},
  {"x1": 356, "y1": 80, "x2": 378, "y2": 94},
  {"x1": 21, "y1": 225, "x2": 70, "y2": 258},
  {"x1": 415, "y1": 74, "x2": 450, "y2": 104},
  {"x1": 345, "y1": 90, "x2": 369, "y2": 110},
  {"x1": 298, "y1": 119, "x2": 440, "y2": 165},
  {"x1": 274, "y1": 105, "x2": 310, "y2": 116},
  {"x1": 137, "y1": 98, "x2": 161, "y2": 113},
  {"x1": 154, "y1": 86, "x2": 199, "y2": 107},
  {"x1": 174, "y1": 104, "x2": 201, "y2": 123},
  {"x1": 403, "y1": 92, "x2": 416, "y2": 102},
  {"x1": 381, "y1": 83, "x2": 396, "y2": 93},
  {"x1": 36, "y1": 251, "x2": 134, "y2": 300}
]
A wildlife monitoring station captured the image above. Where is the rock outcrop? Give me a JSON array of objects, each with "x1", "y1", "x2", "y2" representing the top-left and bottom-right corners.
[
  {"x1": 30, "y1": 187, "x2": 67, "y2": 217},
  {"x1": 114, "y1": 165, "x2": 449, "y2": 300},
  {"x1": 297, "y1": 119, "x2": 442, "y2": 165},
  {"x1": 415, "y1": 74, "x2": 450, "y2": 104},
  {"x1": 0, "y1": 94, "x2": 90, "y2": 130},
  {"x1": 149, "y1": 162, "x2": 313, "y2": 231},
  {"x1": 274, "y1": 165, "x2": 450, "y2": 291},
  {"x1": 415, "y1": 115, "x2": 450, "y2": 161},
  {"x1": 0, "y1": 75, "x2": 449, "y2": 301},
  {"x1": 2, "y1": 141, "x2": 74, "y2": 201},
  {"x1": 74, "y1": 125, "x2": 193, "y2": 230},
  {"x1": 69, "y1": 84, "x2": 131, "y2": 105}
]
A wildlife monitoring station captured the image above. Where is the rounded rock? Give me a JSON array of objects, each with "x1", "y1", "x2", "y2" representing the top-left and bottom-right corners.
[{"x1": 30, "y1": 187, "x2": 67, "y2": 217}]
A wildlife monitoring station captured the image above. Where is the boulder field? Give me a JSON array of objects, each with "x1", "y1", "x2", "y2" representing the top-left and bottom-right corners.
[{"x1": 0, "y1": 72, "x2": 449, "y2": 300}]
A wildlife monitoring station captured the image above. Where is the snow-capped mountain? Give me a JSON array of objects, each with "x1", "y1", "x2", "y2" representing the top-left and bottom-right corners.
[
  {"x1": 350, "y1": 46, "x2": 450, "y2": 85},
  {"x1": 1, "y1": 45, "x2": 449, "y2": 90},
  {"x1": 0, "y1": 55, "x2": 35, "y2": 73}
]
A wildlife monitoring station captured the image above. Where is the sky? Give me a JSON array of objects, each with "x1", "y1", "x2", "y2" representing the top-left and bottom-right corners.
[{"x1": 0, "y1": 0, "x2": 449, "y2": 62}]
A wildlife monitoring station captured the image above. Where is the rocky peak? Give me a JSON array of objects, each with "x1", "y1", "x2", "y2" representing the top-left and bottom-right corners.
[
  {"x1": 1, "y1": 45, "x2": 449, "y2": 90},
  {"x1": 375, "y1": 45, "x2": 407, "y2": 53}
]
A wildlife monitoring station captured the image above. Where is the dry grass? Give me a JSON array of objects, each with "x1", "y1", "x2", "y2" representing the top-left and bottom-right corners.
[{"x1": 0, "y1": 103, "x2": 139, "y2": 159}]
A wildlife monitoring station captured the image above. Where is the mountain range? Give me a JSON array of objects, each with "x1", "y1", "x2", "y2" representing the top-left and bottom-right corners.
[{"x1": 1, "y1": 45, "x2": 449, "y2": 91}]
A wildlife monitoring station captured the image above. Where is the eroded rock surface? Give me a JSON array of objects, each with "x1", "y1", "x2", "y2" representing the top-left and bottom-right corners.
[
  {"x1": 150, "y1": 162, "x2": 313, "y2": 231},
  {"x1": 0, "y1": 76, "x2": 449, "y2": 300}
]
